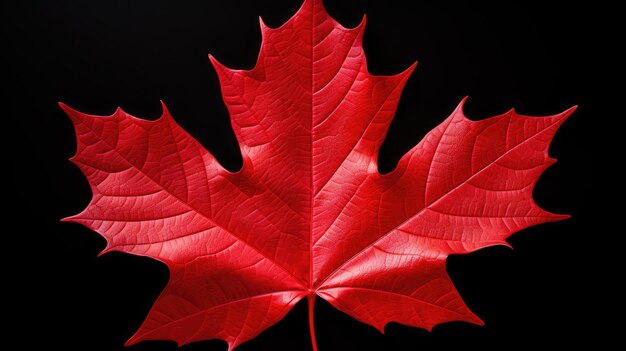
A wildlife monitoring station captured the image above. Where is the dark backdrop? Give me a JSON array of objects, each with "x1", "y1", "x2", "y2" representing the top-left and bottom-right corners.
[{"x1": 4, "y1": 1, "x2": 603, "y2": 350}]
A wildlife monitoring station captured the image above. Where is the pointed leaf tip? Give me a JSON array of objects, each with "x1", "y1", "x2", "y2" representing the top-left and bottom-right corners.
[
  {"x1": 259, "y1": 16, "x2": 267, "y2": 29},
  {"x1": 208, "y1": 53, "x2": 226, "y2": 72},
  {"x1": 58, "y1": 102, "x2": 82, "y2": 121},
  {"x1": 403, "y1": 61, "x2": 418, "y2": 76},
  {"x1": 561, "y1": 105, "x2": 578, "y2": 119},
  {"x1": 159, "y1": 100, "x2": 172, "y2": 119},
  {"x1": 124, "y1": 337, "x2": 137, "y2": 347}
]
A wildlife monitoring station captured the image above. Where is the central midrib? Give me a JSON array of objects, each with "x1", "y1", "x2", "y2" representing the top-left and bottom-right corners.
[{"x1": 308, "y1": 3, "x2": 315, "y2": 291}]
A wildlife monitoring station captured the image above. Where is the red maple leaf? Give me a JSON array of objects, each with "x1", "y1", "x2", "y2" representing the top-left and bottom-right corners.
[{"x1": 61, "y1": 0, "x2": 574, "y2": 350}]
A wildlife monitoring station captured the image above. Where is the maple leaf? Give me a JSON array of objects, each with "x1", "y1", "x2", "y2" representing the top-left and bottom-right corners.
[{"x1": 61, "y1": 0, "x2": 574, "y2": 350}]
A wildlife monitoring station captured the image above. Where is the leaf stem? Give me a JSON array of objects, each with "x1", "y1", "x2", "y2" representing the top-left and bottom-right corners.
[{"x1": 308, "y1": 293, "x2": 319, "y2": 351}]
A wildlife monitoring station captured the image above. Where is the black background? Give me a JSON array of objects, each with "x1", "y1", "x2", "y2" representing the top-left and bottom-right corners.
[{"x1": 3, "y1": 0, "x2": 605, "y2": 350}]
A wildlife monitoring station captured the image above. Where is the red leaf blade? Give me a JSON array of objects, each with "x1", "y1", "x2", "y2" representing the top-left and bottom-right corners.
[{"x1": 62, "y1": 0, "x2": 573, "y2": 349}]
